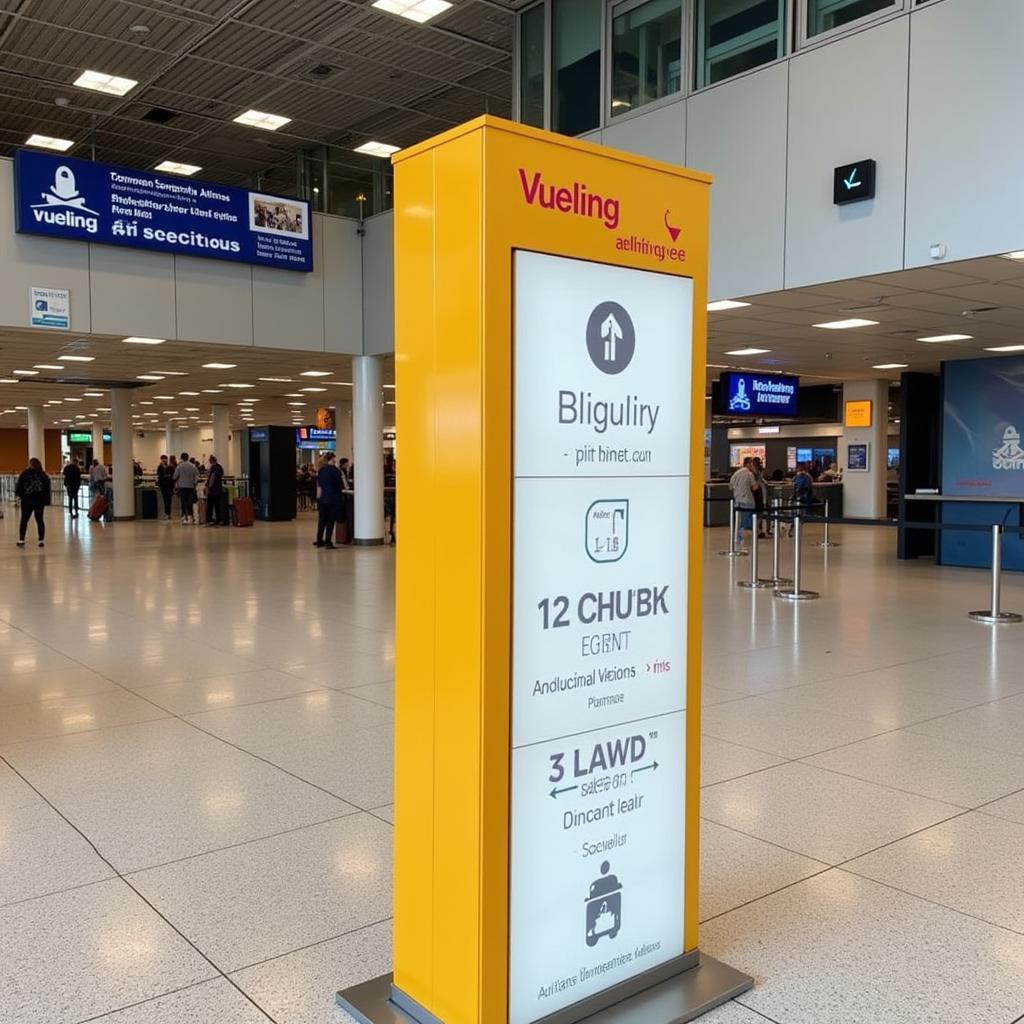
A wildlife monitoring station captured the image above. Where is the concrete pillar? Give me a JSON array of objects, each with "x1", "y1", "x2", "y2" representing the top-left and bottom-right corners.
[
  {"x1": 165, "y1": 423, "x2": 176, "y2": 459},
  {"x1": 27, "y1": 406, "x2": 45, "y2": 468},
  {"x1": 111, "y1": 389, "x2": 134, "y2": 521},
  {"x1": 840, "y1": 379, "x2": 889, "y2": 518},
  {"x1": 90, "y1": 422, "x2": 104, "y2": 466},
  {"x1": 212, "y1": 405, "x2": 230, "y2": 468},
  {"x1": 227, "y1": 429, "x2": 242, "y2": 477},
  {"x1": 352, "y1": 355, "x2": 384, "y2": 544}
]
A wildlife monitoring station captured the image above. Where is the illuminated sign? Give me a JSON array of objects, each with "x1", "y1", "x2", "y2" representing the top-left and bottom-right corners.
[
  {"x1": 833, "y1": 159, "x2": 876, "y2": 205},
  {"x1": 845, "y1": 400, "x2": 873, "y2": 427},
  {"x1": 720, "y1": 371, "x2": 799, "y2": 417}
]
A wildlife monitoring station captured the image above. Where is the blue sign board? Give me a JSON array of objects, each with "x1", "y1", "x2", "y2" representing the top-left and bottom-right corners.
[
  {"x1": 249, "y1": 428, "x2": 269, "y2": 442},
  {"x1": 720, "y1": 371, "x2": 799, "y2": 417},
  {"x1": 14, "y1": 149, "x2": 312, "y2": 272}
]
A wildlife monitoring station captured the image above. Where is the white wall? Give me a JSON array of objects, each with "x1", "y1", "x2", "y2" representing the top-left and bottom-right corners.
[
  {"x1": 602, "y1": 100, "x2": 686, "y2": 168},
  {"x1": 0, "y1": 159, "x2": 363, "y2": 355},
  {"x1": 362, "y1": 212, "x2": 394, "y2": 356}
]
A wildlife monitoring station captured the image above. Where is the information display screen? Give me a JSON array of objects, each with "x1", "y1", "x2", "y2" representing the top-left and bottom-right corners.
[
  {"x1": 718, "y1": 371, "x2": 798, "y2": 417},
  {"x1": 510, "y1": 251, "x2": 692, "y2": 1024},
  {"x1": 729, "y1": 444, "x2": 766, "y2": 468},
  {"x1": 14, "y1": 149, "x2": 312, "y2": 272}
]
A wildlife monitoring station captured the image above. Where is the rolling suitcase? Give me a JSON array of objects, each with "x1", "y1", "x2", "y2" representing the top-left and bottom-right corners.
[
  {"x1": 88, "y1": 495, "x2": 108, "y2": 521},
  {"x1": 233, "y1": 496, "x2": 255, "y2": 527}
]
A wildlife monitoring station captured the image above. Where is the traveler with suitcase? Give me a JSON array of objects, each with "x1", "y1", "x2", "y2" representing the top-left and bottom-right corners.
[
  {"x1": 15, "y1": 458, "x2": 51, "y2": 548},
  {"x1": 203, "y1": 455, "x2": 227, "y2": 526}
]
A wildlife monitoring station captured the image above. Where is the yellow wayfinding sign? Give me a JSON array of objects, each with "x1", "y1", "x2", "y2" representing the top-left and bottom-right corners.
[{"x1": 337, "y1": 116, "x2": 752, "y2": 1024}]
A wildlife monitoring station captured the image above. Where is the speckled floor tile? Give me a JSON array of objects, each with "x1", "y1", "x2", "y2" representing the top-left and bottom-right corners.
[
  {"x1": 34, "y1": 750, "x2": 357, "y2": 873},
  {"x1": 0, "y1": 666, "x2": 121, "y2": 708},
  {"x1": 0, "y1": 878, "x2": 215, "y2": 1024},
  {"x1": 702, "y1": 870, "x2": 1024, "y2": 1023},
  {"x1": 0, "y1": 689, "x2": 170, "y2": 745},
  {"x1": 286, "y1": 654, "x2": 395, "y2": 689},
  {"x1": 132, "y1": 669, "x2": 327, "y2": 716},
  {"x1": 370, "y1": 805, "x2": 393, "y2": 823},
  {"x1": 846, "y1": 812, "x2": 1024, "y2": 934},
  {"x1": 909, "y1": 703, "x2": 1024, "y2": 758},
  {"x1": 976, "y1": 787, "x2": 1024, "y2": 826},
  {"x1": 700, "y1": 736, "x2": 786, "y2": 788},
  {"x1": 701, "y1": 685, "x2": 749, "y2": 707},
  {"x1": 701, "y1": 697, "x2": 887, "y2": 759},
  {"x1": 340, "y1": 681, "x2": 394, "y2": 708},
  {"x1": 128, "y1": 814, "x2": 392, "y2": 971},
  {"x1": 700, "y1": 819, "x2": 826, "y2": 921},
  {"x1": 804, "y1": 729, "x2": 1024, "y2": 807},
  {"x1": 702, "y1": 761, "x2": 961, "y2": 864},
  {"x1": 89, "y1": 978, "x2": 272, "y2": 1023},
  {"x1": 694, "y1": 1003, "x2": 773, "y2": 1024},
  {"x1": 0, "y1": 800, "x2": 114, "y2": 906},
  {"x1": 259, "y1": 726, "x2": 393, "y2": 810},
  {"x1": 231, "y1": 921, "x2": 392, "y2": 1024}
]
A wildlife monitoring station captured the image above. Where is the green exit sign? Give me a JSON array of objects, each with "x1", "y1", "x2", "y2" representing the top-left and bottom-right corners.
[
  {"x1": 833, "y1": 159, "x2": 876, "y2": 205},
  {"x1": 68, "y1": 432, "x2": 91, "y2": 443}
]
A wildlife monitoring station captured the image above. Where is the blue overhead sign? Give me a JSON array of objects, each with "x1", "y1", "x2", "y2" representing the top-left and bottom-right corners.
[
  {"x1": 720, "y1": 371, "x2": 799, "y2": 417},
  {"x1": 13, "y1": 149, "x2": 313, "y2": 272}
]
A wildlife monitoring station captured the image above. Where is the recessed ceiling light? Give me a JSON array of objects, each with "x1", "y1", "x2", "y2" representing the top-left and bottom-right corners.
[
  {"x1": 707, "y1": 299, "x2": 751, "y2": 312},
  {"x1": 64, "y1": 398, "x2": 82, "y2": 402},
  {"x1": 233, "y1": 109, "x2": 291, "y2": 131},
  {"x1": 154, "y1": 395, "x2": 175, "y2": 400},
  {"x1": 383, "y1": 384, "x2": 396, "y2": 390},
  {"x1": 300, "y1": 370, "x2": 332, "y2": 377},
  {"x1": 203, "y1": 362, "x2": 236, "y2": 369},
  {"x1": 258, "y1": 377, "x2": 294, "y2": 383},
  {"x1": 202, "y1": 389, "x2": 224, "y2": 394},
  {"x1": 73, "y1": 69, "x2": 138, "y2": 96},
  {"x1": 123, "y1": 336, "x2": 166, "y2": 345},
  {"x1": 155, "y1": 160, "x2": 202, "y2": 176},
  {"x1": 287, "y1": 401, "x2": 306, "y2": 406},
  {"x1": 83, "y1": 391, "x2": 103, "y2": 397},
  {"x1": 137, "y1": 374, "x2": 165, "y2": 381},
  {"x1": 13, "y1": 369, "x2": 38, "y2": 376},
  {"x1": 179, "y1": 391, "x2": 200, "y2": 396},
  {"x1": 185, "y1": 407, "x2": 200, "y2": 412},
  {"x1": 0, "y1": 378, "x2": 19, "y2": 384},
  {"x1": 1000, "y1": 251, "x2": 1024, "y2": 261},
  {"x1": 873, "y1": 363, "x2": 908, "y2": 370},
  {"x1": 139, "y1": 401, "x2": 154, "y2": 405},
  {"x1": 223, "y1": 383, "x2": 254, "y2": 388},
  {"x1": 814, "y1": 318, "x2": 879, "y2": 330},
  {"x1": 58, "y1": 355, "x2": 94, "y2": 362},
  {"x1": 33, "y1": 364, "x2": 65, "y2": 370},
  {"x1": 985, "y1": 345, "x2": 1024, "y2": 352},
  {"x1": 371, "y1": 0, "x2": 451, "y2": 22},
  {"x1": 917, "y1": 334, "x2": 972, "y2": 343},
  {"x1": 152, "y1": 370, "x2": 186, "y2": 376},
  {"x1": 25, "y1": 134, "x2": 74, "y2": 152},
  {"x1": 724, "y1": 348, "x2": 771, "y2": 356},
  {"x1": 354, "y1": 140, "x2": 401, "y2": 157},
  {"x1": 284, "y1": 393, "x2": 304, "y2": 398},
  {"x1": 301, "y1": 387, "x2": 327, "y2": 392}
]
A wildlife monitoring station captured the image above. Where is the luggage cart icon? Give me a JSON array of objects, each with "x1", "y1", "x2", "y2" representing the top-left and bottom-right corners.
[{"x1": 585, "y1": 861, "x2": 622, "y2": 947}]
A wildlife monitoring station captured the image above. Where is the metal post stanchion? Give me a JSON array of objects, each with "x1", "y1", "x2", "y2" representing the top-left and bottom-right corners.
[
  {"x1": 718, "y1": 499, "x2": 749, "y2": 557},
  {"x1": 769, "y1": 497, "x2": 792, "y2": 587},
  {"x1": 738, "y1": 513, "x2": 774, "y2": 589},
  {"x1": 969, "y1": 524, "x2": 1022, "y2": 623},
  {"x1": 815, "y1": 498, "x2": 839, "y2": 548},
  {"x1": 775, "y1": 514, "x2": 819, "y2": 601}
]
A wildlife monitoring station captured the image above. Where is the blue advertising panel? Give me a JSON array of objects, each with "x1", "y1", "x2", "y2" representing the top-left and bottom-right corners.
[
  {"x1": 720, "y1": 371, "x2": 799, "y2": 417},
  {"x1": 943, "y1": 356, "x2": 1024, "y2": 497},
  {"x1": 14, "y1": 149, "x2": 312, "y2": 272}
]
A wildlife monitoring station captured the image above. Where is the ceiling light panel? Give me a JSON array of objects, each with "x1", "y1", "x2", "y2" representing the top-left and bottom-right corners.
[
  {"x1": 724, "y1": 348, "x2": 771, "y2": 356},
  {"x1": 74, "y1": 70, "x2": 138, "y2": 96},
  {"x1": 707, "y1": 299, "x2": 751, "y2": 312},
  {"x1": 814, "y1": 318, "x2": 879, "y2": 330},
  {"x1": 203, "y1": 362, "x2": 236, "y2": 369},
  {"x1": 154, "y1": 161, "x2": 201, "y2": 176},
  {"x1": 233, "y1": 109, "x2": 291, "y2": 131},
  {"x1": 123, "y1": 337, "x2": 165, "y2": 345},
  {"x1": 917, "y1": 334, "x2": 972, "y2": 343},
  {"x1": 354, "y1": 141, "x2": 401, "y2": 157},
  {"x1": 26, "y1": 134, "x2": 74, "y2": 152}
]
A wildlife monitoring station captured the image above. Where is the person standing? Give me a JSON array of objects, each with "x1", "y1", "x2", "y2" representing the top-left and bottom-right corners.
[
  {"x1": 89, "y1": 458, "x2": 107, "y2": 497},
  {"x1": 173, "y1": 452, "x2": 199, "y2": 524},
  {"x1": 156, "y1": 455, "x2": 175, "y2": 520},
  {"x1": 314, "y1": 451, "x2": 343, "y2": 549},
  {"x1": 204, "y1": 455, "x2": 225, "y2": 526},
  {"x1": 729, "y1": 456, "x2": 758, "y2": 549},
  {"x1": 62, "y1": 457, "x2": 82, "y2": 519},
  {"x1": 15, "y1": 458, "x2": 51, "y2": 548},
  {"x1": 751, "y1": 456, "x2": 770, "y2": 538}
]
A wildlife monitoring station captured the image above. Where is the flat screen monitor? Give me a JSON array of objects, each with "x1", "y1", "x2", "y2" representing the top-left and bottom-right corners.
[
  {"x1": 729, "y1": 443, "x2": 766, "y2": 468},
  {"x1": 887, "y1": 447, "x2": 900, "y2": 469},
  {"x1": 716, "y1": 371, "x2": 799, "y2": 417},
  {"x1": 796, "y1": 447, "x2": 813, "y2": 465}
]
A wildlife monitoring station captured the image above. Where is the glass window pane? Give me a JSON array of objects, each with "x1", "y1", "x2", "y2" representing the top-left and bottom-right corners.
[
  {"x1": 611, "y1": 0, "x2": 682, "y2": 116},
  {"x1": 520, "y1": 5, "x2": 545, "y2": 128},
  {"x1": 552, "y1": 0, "x2": 601, "y2": 136},
  {"x1": 696, "y1": 0, "x2": 784, "y2": 88},
  {"x1": 807, "y1": 0, "x2": 894, "y2": 37}
]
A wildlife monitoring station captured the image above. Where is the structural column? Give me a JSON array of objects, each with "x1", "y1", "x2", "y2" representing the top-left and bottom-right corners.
[
  {"x1": 27, "y1": 406, "x2": 45, "y2": 468},
  {"x1": 110, "y1": 389, "x2": 135, "y2": 521},
  {"x1": 352, "y1": 355, "x2": 384, "y2": 544},
  {"x1": 212, "y1": 405, "x2": 230, "y2": 468},
  {"x1": 91, "y1": 422, "x2": 105, "y2": 465},
  {"x1": 165, "y1": 423, "x2": 176, "y2": 459},
  {"x1": 840, "y1": 379, "x2": 889, "y2": 518}
]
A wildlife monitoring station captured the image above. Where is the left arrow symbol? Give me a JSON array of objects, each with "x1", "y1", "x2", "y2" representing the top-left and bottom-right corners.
[{"x1": 550, "y1": 784, "x2": 579, "y2": 799}]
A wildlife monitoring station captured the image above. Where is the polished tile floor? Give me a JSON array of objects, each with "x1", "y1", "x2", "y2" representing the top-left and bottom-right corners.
[{"x1": 3, "y1": 511, "x2": 1024, "y2": 1023}]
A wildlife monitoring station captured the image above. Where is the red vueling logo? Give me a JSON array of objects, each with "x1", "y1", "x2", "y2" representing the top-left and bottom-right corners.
[{"x1": 518, "y1": 168, "x2": 620, "y2": 230}]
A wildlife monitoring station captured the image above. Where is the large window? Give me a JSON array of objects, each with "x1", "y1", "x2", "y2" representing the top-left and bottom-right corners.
[
  {"x1": 696, "y1": 0, "x2": 785, "y2": 88},
  {"x1": 610, "y1": 0, "x2": 682, "y2": 116},
  {"x1": 520, "y1": 5, "x2": 546, "y2": 128},
  {"x1": 552, "y1": 0, "x2": 602, "y2": 135},
  {"x1": 806, "y1": 0, "x2": 896, "y2": 37}
]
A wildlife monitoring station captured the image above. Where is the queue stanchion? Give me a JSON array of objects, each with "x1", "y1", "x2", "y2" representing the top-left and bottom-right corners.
[
  {"x1": 774, "y1": 513, "x2": 819, "y2": 601},
  {"x1": 815, "y1": 498, "x2": 839, "y2": 548},
  {"x1": 738, "y1": 512, "x2": 774, "y2": 590},
  {"x1": 718, "y1": 498, "x2": 749, "y2": 557},
  {"x1": 769, "y1": 497, "x2": 792, "y2": 587},
  {"x1": 969, "y1": 523, "x2": 1022, "y2": 624}
]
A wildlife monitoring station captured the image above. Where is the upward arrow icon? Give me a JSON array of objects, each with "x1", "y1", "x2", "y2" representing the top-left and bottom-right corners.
[{"x1": 601, "y1": 313, "x2": 623, "y2": 362}]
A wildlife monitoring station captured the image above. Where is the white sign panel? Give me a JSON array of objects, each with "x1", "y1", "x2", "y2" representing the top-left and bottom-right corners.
[
  {"x1": 510, "y1": 251, "x2": 693, "y2": 1024},
  {"x1": 30, "y1": 286, "x2": 70, "y2": 329}
]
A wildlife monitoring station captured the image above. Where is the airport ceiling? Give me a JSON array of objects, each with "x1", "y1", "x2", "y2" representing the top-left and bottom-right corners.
[
  {"x1": 0, "y1": 330, "x2": 395, "y2": 430},
  {"x1": 0, "y1": 0, "x2": 516, "y2": 193},
  {"x1": 708, "y1": 255, "x2": 1024, "y2": 389}
]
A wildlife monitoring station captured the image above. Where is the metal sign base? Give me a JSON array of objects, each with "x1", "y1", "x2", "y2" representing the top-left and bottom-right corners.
[
  {"x1": 737, "y1": 579, "x2": 774, "y2": 590},
  {"x1": 768, "y1": 577, "x2": 793, "y2": 588},
  {"x1": 814, "y1": 541, "x2": 839, "y2": 549},
  {"x1": 718, "y1": 549, "x2": 749, "y2": 557},
  {"x1": 338, "y1": 956, "x2": 754, "y2": 1024},
  {"x1": 774, "y1": 588, "x2": 819, "y2": 601},
  {"x1": 968, "y1": 610, "x2": 1023, "y2": 624}
]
